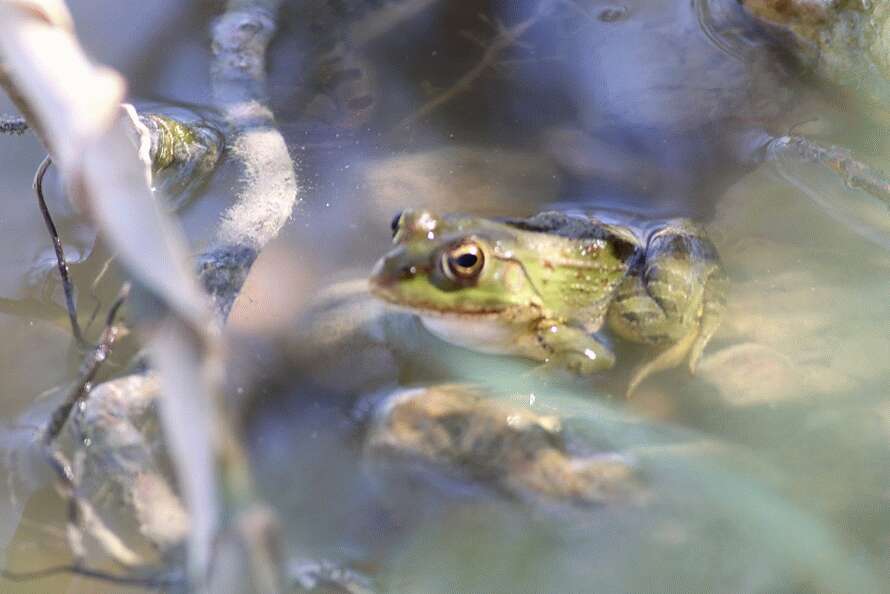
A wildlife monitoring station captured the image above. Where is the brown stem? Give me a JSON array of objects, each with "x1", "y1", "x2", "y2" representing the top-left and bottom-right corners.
[
  {"x1": 33, "y1": 155, "x2": 86, "y2": 346},
  {"x1": 773, "y1": 135, "x2": 890, "y2": 209},
  {"x1": 43, "y1": 283, "x2": 130, "y2": 446}
]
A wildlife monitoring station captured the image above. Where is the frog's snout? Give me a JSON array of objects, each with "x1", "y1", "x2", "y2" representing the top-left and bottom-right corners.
[{"x1": 369, "y1": 252, "x2": 419, "y2": 292}]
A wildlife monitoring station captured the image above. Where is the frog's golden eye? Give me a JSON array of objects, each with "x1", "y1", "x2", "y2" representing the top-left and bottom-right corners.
[{"x1": 442, "y1": 241, "x2": 485, "y2": 282}]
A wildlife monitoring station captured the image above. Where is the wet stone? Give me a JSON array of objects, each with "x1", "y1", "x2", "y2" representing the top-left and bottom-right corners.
[
  {"x1": 598, "y1": 6, "x2": 629, "y2": 23},
  {"x1": 364, "y1": 385, "x2": 645, "y2": 506},
  {"x1": 741, "y1": 0, "x2": 890, "y2": 119}
]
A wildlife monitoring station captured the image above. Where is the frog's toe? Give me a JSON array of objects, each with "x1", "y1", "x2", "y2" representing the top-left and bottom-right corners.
[
  {"x1": 625, "y1": 328, "x2": 698, "y2": 398},
  {"x1": 688, "y1": 338, "x2": 706, "y2": 375},
  {"x1": 538, "y1": 350, "x2": 617, "y2": 377}
]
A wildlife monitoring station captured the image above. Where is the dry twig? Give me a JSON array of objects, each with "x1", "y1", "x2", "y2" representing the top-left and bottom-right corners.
[
  {"x1": 33, "y1": 155, "x2": 86, "y2": 346},
  {"x1": 1, "y1": 563, "x2": 178, "y2": 588},
  {"x1": 397, "y1": 1, "x2": 553, "y2": 129},
  {"x1": 42, "y1": 284, "x2": 129, "y2": 447},
  {"x1": 40, "y1": 284, "x2": 142, "y2": 569},
  {"x1": 769, "y1": 135, "x2": 890, "y2": 209}
]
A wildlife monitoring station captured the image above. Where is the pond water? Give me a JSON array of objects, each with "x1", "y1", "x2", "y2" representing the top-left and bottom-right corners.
[{"x1": 0, "y1": 0, "x2": 888, "y2": 592}]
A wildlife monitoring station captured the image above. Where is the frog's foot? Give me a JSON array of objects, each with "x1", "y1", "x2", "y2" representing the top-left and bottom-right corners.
[
  {"x1": 688, "y1": 269, "x2": 728, "y2": 374},
  {"x1": 626, "y1": 327, "x2": 699, "y2": 398},
  {"x1": 609, "y1": 221, "x2": 728, "y2": 395},
  {"x1": 535, "y1": 319, "x2": 616, "y2": 376}
]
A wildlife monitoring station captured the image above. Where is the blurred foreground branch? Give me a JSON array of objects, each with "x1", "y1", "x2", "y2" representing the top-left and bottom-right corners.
[
  {"x1": 0, "y1": 0, "x2": 302, "y2": 589},
  {"x1": 0, "y1": 0, "x2": 288, "y2": 590}
]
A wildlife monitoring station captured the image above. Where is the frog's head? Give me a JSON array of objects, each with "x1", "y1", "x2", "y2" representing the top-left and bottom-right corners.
[{"x1": 369, "y1": 209, "x2": 544, "y2": 319}]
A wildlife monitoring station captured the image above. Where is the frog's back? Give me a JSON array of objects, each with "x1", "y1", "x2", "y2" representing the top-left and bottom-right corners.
[
  {"x1": 492, "y1": 211, "x2": 643, "y2": 330},
  {"x1": 502, "y1": 211, "x2": 642, "y2": 261}
]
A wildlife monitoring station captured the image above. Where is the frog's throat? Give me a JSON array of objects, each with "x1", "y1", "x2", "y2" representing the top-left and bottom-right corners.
[{"x1": 419, "y1": 314, "x2": 522, "y2": 355}]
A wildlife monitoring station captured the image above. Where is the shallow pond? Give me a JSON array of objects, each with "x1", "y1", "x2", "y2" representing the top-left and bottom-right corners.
[{"x1": 0, "y1": 0, "x2": 888, "y2": 592}]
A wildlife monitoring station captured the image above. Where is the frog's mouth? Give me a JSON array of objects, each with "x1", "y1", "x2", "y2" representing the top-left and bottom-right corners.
[{"x1": 367, "y1": 276, "x2": 506, "y2": 319}]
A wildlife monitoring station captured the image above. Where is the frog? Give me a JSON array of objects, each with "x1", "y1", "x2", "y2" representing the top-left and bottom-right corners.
[{"x1": 369, "y1": 209, "x2": 728, "y2": 395}]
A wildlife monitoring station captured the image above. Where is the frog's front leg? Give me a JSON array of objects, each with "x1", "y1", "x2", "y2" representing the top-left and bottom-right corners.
[
  {"x1": 534, "y1": 319, "x2": 616, "y2": 375},
  {"x1": 607, "y1": 220, "x2": 727, "y2": 394}
]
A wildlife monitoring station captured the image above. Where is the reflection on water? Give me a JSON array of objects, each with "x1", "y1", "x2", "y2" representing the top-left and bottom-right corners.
[{"x1": 1, "y1": 0, "x2": 888, "y2": 592}]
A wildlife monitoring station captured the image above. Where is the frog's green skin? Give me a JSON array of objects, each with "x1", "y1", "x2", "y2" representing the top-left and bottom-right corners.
[{"x1": 369, "y1": 210, "x2": 728, "y2": 395}]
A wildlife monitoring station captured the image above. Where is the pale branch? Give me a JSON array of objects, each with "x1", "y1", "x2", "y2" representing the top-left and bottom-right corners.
[
  {"x1": 202, "y1": 0, "x2": 300, "y2": 320},
  {"x1": 9, "y1": 0, "x2": 295, "y2": 589},
  {"x1": 0, "y1": 2, "x2": 222, "y2": 586},
  {"x1": 768, "y1": 135, "x2": 890, "y2": 209},
  {"x1": 192, "y1": 2, "x2": 295, "y2": 591},
  {"x1": 1, "y1": 564, "x2": 175, "y2": 588}
]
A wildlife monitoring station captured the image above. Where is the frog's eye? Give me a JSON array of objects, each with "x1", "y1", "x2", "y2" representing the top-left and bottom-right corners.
[
  {"x1": 390, "y1": 211, "x2": 403, "y2": 238},
  {"x1": 442, "y1": 241, "x2": 485, "y2": 282}
]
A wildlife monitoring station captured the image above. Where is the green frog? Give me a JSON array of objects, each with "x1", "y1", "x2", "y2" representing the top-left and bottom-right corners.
[{"x1": 369, "y1": 210, "x2": 728, "y2": 395}]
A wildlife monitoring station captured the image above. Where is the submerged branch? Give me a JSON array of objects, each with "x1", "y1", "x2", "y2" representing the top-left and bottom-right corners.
[
  {"x1": 1, "y1": 564, "x2": 179, "y2": 588},
  {"x1": 349, "y1": 0, "x2": 441, "y2": 47},
  {"x1": 202, "y1": 0, "x2": 300, "y2": 320},
  {"x1": 768, "y1": 135, "x2": 890, "y2": 209},
  {"x1": 397, "y1": 1, "x2": 552, "y2": 129}
]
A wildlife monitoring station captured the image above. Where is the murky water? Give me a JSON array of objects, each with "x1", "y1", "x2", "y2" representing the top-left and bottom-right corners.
[{"x1": 1, "y1": 0, "x2": 888, "y2": 592}]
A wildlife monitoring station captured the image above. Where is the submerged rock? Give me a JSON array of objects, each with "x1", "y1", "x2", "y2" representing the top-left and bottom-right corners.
[
  {"x1": 364, "y1": 385, "x2": 645, "y2": 506},
  {"x1": 697, "y1": 167, "x2": 890, "y2": 406},
  {"x1": 742, "y1": 0, "x2": 890, "y2": 120}
]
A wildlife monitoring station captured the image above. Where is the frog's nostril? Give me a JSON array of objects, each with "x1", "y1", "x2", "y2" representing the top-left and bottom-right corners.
[{"x1": 369, "y1": 256, "x2": 417, "y2": 288}]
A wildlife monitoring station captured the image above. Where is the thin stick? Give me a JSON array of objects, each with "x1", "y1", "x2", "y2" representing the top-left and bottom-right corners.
[
  {"x1": 773, "y1": 135, "x2": 890, "y2": 209},
  {"x1": 396, "y1": 1, "x2": 552, "y2": 129},
  {"x1": 85, "y1": 255, "x2": 117, "y2": 334},
  {"x1": 33, "y1": 155, "x2": 86, "y2": 346},
  {"x1": 42, "y1": 283, "x2": 130, "y2": 446},
  {"x1": 1, "y1": 564, "x2": 179, "y2": 588},
  {"x1": 39, "y1": 283, "x2": 141, "y2": 568}
]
